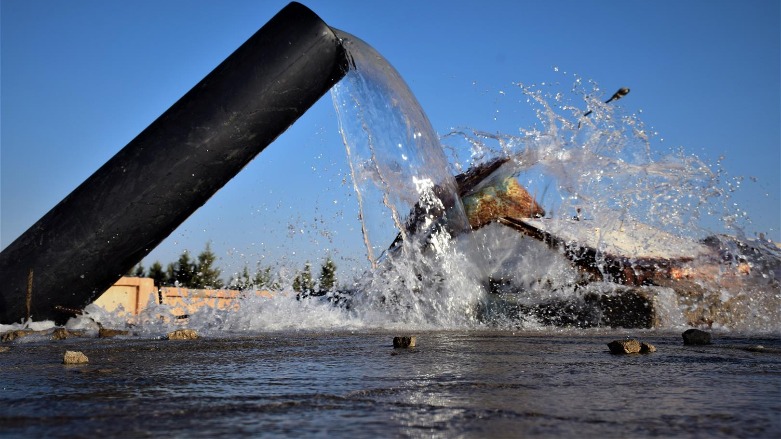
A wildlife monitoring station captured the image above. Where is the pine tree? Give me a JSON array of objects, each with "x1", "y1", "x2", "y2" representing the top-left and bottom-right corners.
[
  {"x1": 192, "y1": 242, "x2": 223, "y2": 289},
  {"x1": 230, "y1": 265, "x2": 253, "y2": 290},
  {"x1": 169, "y1": 251, "x2": 196, "y2": 287},
  {"x1": 292, "y1": 262, "x2": 315, "y2": 295},
  {"x1": 318, "y1": 256, "x2": 337, "y2": 293},
  {"x1": 126, "y1": 263, "x2": 145, "y2": 277},
  {"x1": 147, "y1": 261, "x2": 167, "y2": 287},
  {"x1": 254, "y1": 265, "x2": 278, "y2": 290}
]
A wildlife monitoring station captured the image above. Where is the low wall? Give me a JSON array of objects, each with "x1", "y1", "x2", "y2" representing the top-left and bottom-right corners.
[
  {"x1": 93, "y1": 277, "x2": 272, "y2": 317},
  {"x1": 92, "y1": 277, "x2": 158, "y2": 315}
]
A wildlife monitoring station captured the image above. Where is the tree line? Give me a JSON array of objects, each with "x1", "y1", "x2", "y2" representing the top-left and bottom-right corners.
[{"x1": 127, "y1": 242, "x2": 338, "y2": 295}]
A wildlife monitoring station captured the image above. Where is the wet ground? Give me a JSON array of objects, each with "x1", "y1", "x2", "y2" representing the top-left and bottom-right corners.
[{"x1": 1, "y1": 330, "x2": 779, "y2": 438}]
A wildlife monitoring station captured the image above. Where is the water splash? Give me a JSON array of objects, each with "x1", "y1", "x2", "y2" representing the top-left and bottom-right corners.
[
  {"x1": 330, "y1": 31, "x2": 471, "y2": 267},
  {"x1": 6, "y1": 42, "x2": 778, "y2": 337}
]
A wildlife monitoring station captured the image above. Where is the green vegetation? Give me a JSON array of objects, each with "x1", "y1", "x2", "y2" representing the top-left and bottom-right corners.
[
  {"x1": 127, "y1": 244, "x2": 336, "y2": 292},
  {"x1": 292, "y1": 262, "x2": 316, "y2": 295},
  {"x1": 318, "y1": 256, "x2": 337, "y2": 292}
]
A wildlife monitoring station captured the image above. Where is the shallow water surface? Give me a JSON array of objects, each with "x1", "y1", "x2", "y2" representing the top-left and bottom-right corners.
[{"x1": 1, "y1": 331, "x2": 779, "y2": 438}]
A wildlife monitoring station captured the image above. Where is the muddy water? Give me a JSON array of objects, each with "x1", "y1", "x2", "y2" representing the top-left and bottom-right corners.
[{"x1": 1, "y1": 330, "x2": 779, "y2": 438}]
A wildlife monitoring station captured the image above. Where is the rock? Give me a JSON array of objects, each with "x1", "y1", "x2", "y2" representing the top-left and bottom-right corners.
[
  {"x1": 98, "y1": 328, "x2": 129, "y2": 338},
  {"x1": 462, "y1": 175, "x2": 545, "y2": 229},
  {"x1": 0, "y1": 346, "x2": 10, "y2": 353},
  {"x1": 393, "y1": 336, "x2": 417, "y2": 348},
  {"x1": 682, "y1": 328, "x2": 711, "y2": 345},
  {"x1": 1, "y1": 329, "x2": 33, "y2": 342},
  {"x1": 52, "y1": 328, "x2": 69, "y2": 340},
  {"x1": 63, "y1": 350, "x2": 89, "y2": 365},
  {"x1": 51, "y1": 328, "x2": 85, "y2": 340},
  {"x1": 167, "y1": 329, "x2": 198, "y2": 340},
  {"x1": 640, "y1": 342, "x2": 656, "y2": 353},
  {"x1": 607, "y1": 339, "x2": 642, "y2": 354}
]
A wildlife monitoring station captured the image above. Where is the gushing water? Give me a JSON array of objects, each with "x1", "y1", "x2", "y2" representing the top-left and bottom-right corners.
[{"x1": 5, "y1": 36, "x2": 779, "y2": 337}]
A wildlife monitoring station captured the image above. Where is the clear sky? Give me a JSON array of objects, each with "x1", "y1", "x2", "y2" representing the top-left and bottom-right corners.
[{"x1": 2, "y1": 0, "x2": 779, "y2": 281}]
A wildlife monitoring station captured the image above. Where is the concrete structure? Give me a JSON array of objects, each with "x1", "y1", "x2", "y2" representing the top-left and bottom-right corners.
[
  {"x1": 93, "y1": 277, "x2": 272, "y2": 318},
  {"x1": 92, "y1": 277, "x2": 158, "y2": 316}
]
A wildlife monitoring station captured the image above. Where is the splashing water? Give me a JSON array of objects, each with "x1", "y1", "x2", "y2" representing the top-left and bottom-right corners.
[
  {"x1": 5, "y1": 38, "x2": 778, "y2": 338},
  {"x1": 330, "y1": 31, "x2": 471, "y2": 267}
]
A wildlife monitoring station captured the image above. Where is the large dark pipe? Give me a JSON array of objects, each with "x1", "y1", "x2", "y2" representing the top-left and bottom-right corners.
[{"x1": 0, "y1": 2, "x2": 349, "y2": 324}]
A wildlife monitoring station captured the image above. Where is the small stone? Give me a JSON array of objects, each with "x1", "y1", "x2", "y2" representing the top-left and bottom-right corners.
[
  {"x1": 99, "y1": 328, "x2": 129, "y2": 338},
  {"x1": 682, "y1": 328, "x2": 711, "y2": 345},
  {"x1": 0, "y1": 346, "x2": 10, "y2": 353},
  {"x1": 640, "y1": 342, "x2": 657, "y2": 353},
  {"x1": 1, "y1": 329, "x2": 33, "y2": 343},
  {"x1": 393, "y1": 336, "x2": 416, "y2": 348},
  {"x1": 51, "y1": 328, "x2": 85, "y2": 340},
  {"x1": 51, "y1": 328, "x2": 68, "y2": 340},
  {"x1": 63, "y1": 350, "x2": 89, "y2": 365},
  {"x1": 167, "y1": 329, "x2": 198, "y2": 340},
  {"x1": 607, "y1": 339, "x2": 642, "y2": 354}
]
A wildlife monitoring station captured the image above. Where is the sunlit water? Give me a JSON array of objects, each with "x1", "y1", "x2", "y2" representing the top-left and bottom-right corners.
[
  {"x1": 2, "y1": 331, "x2": 780, "y2": 438},
  {"x1": 2, "y1": 28, "x2": 780, "y2": 439}
]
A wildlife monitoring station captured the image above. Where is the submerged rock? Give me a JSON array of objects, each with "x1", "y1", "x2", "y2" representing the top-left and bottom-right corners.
[
  {"x1": 63, "y1": 350, "x2": 89, "y2": 365},
  {"x1": 393, "y1": 336, "x2": 416, "y2": 348},
  {"x1": 167, "y1": 329, "x2": 198, "y2": 340},
  {"x1": 1, "y1": 329, "x2": 33, "y2": 342},
  {"x1": 51, "y1": 328, "x2": 85, "y2": 340},
  {"x1": 640, "y1": 342, "x2": 657, "y2": 353},
  {"x1": 98, "y1": 328, "x2": 129, "y2": 338},
  {"x1": 607, "y1": 339, "x2": 642, "y2": 354},
  {"x1": 607, "y1": 339, "x2": 656, "y2": 354},
  {"x1": 0, "y1": 346, "x2": 10, "y2": 353},
  {"x1": 682, "y1": 328, "x2": 712, "y2": 345}
]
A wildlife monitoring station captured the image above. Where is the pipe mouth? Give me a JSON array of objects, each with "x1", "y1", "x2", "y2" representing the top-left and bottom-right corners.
[{"x1": 330, "y1": 28, "x2": 358, "y2": 72}]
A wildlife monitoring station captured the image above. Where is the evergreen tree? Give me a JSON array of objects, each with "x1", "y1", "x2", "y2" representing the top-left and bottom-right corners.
[
  {"x1": 318, "y1": 256, "x2": 337, "y2": 293},
  {"x1": 229, "y1": 265, "x2": 253, "y2": 290},
  {"x1": 165, "y1": 262, "x2": 176, "y2": 286},
  {"x1": 192, "y1": 242, "x2": 223, "y2": 289},
  {"x1": 169, "y1": 251, "x2": 196, "y2": 287},
  {"x1": 292, "y1": 262, "x2": 315, "y2": 295},
  {"x1": 147, "y1": 261, "x2": 167, "y2": 287},
  {"x1": 254, "y1": 265, "x2": 278, "y2": 290},
  {"x1": 126, "y1": 263, "x2": 145, "y2": 277}
]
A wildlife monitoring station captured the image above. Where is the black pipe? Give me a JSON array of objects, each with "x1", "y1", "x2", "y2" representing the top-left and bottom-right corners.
[{"x1": 0, "y1": 2, "x2": 349, "y2": 324}]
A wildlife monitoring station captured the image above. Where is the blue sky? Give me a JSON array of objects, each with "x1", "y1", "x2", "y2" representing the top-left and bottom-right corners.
[{"x1": 2, "y1": 0, "x2": 779, "y2": 280}]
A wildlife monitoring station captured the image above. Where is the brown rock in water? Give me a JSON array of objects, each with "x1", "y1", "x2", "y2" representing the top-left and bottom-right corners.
[
  {"x1": 167, "y1": 329, "x2": 198, "y2": 340},
  {"x1": 607, "y1": 339, "x2": 642, "y2": 354},
  {"x1": 393, "y1": 336, "x2": 417, "y2": 348},
  {"x1": 51, "y1": 328, "x2": 86, "y2": 340},
  {"x1": 1, "y1": 329, "x2": 33, "y2": 342},
  {"x1": 640, "y1": 342, "x2": 657, "y2": 353},
  {"x1": 0, "y1": 346, "x2": 10, "y2": 353},
  {"x1": 63, "y1": 350, "x2": 89, "y2": 365},
  {"x1": 682, "y1": 328, "x2": 711, "y2": 345},
  {"x1": 99, "y1": 328, "x2": 129, "y2": 338}
]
